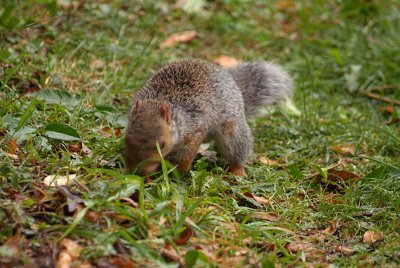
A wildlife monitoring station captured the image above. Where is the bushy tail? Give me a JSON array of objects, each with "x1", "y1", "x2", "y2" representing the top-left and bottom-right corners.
[{"x1": 227, "y1": 62, "x2": 294, "y2": 117}]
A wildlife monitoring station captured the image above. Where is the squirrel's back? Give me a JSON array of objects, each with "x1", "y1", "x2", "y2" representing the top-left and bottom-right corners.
[
  {"x1": 135, "y1": 59, "x2": 245, "y2": 128},
  {"x1": 135, "y1": 59, "x2": 293, "y2": 119}
]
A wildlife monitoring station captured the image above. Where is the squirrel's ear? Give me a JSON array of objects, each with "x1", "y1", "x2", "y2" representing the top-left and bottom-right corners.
[
  {"x1": 135, "y1": 100, "x2": 142, "y2": 110},
  {"x1": 160, "y1": 102, "x2": 171, "y2": 124},
  {"x1": 131, "y1": 100, "x2": 142, "y2": 116}
]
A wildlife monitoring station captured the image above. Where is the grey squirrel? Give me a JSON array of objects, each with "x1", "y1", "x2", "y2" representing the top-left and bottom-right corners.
[{"x1": 125, "y1": 59, "x2": 293, "y2": 176}]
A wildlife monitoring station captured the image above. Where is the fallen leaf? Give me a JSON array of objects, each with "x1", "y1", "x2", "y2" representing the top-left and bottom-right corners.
[
  {"x1": 243, "y1": 237, "x2": 275, "y2": 251},
  {"x1": 85, "y1": 210, "x2": 101, "y2": 223},
  {"x1": 160, "y1": 30, "x2": 197, "y2": 48},
  {"x1": 57, "y1": 238, "x2": 91, "y2": 268},
  {"x1": 68, "y1": 142, "x2": 82, "y2": 153},
  {"x1": 277, "y1": 0, "x2": 296, "y2": 10},
  {"x1": 120, "y1": 197, "x2": 139, "y2": 208},
  {"x1": 43, "y1": 174, "x2": 77, "y2": 187},
  {"x1": 61, "y1": 238, "x2": 83, "y2": 259},
  {"x1": 330, "y1": 144, "x2": 355, "y2": 155},
  {"x1": 286, "y1": 242, "x2": 311, "y2": 253},
  {"x1": 333, "y1": 245, "x2": 355, "y2": 256},
  {"x1": 311, "y1": 168, "x2": 360, "y2": 184},
  {"x1": 101, "y1": 127, "x2": 122, "y2": 138},
  {"x1": 101, "y1": 127, "x2": 113, "y2": 138},
  {"x1": 242, "y1": 192, "x2": 272, "y2": 206},
  {"x1": 148, "y1": 221, "x2": 159, "y2": 239},
  {"x1": 213, "y1": 56, "x2": 241, "y2": 68},
  {"x1": 363, "y1": 230, "x2": 384, "y2": 245},
  {"x1": 250, "y1": 212, "x2": 280, "y2": 222},
  {"x1": 173, "y1": 226, "x2": 193, "y2": 245},
  {"x1": 90, "y1": 59, "x2": 105, "y2": 71},
  {"x1": 322, "y1": 193, "x2": 344, "y2": 204},
  {"x1": 56, "y1": 251, "x2": 73, "y2": 268},
  {"x1": 380, "y1": 106, "x2": 394, "y2": 114},
  {"x1": 258, "y1": 156, "x2": 279, "y2": 166},
  {"x1": 114, "y1": 127, "x2": 123, "y2": 138},
  {"x1": 82, "y1": 143, "x2": 93, "y2": 157},
  {"x1": 326, "y1": 169, "x2": 359, "y2": 183},
  {"x1": 318, "y1": 221, "x2": 339, "y2": 241},
  {"x1": 57, "y1": 185, "x2": 84, "y2": 212},
  {"x1": 160, "y1": 244, "x2": 184, "y2": 266},
  {"x1": 8, "y1": 139, "x2": 17, "y2": 154},
  {"x1": 110, "y1": 257, "x2": 135, "y2": 268}
]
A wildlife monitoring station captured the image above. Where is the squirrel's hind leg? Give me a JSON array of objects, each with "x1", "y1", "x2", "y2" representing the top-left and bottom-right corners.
[{"x1": 213, "y1": 117, "x2": 253, "y2": 177}]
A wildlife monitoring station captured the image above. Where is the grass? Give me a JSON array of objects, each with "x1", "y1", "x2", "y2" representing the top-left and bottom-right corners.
[{"x1": 1, "y1": 0, "x2": 400, "y2": 267}]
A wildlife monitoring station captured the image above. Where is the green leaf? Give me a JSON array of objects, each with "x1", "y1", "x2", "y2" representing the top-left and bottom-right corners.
[
  {"x1": 184, "y1": 250, "x2": 209, "y2": 268},
  {"x1": 46, "y1": 0, "x2": 58, "y2": 15},
  {"x1": 43, "y1": 123, "x2": 80, "y2": 141},
  {"x1": 14, "y1": 99, "x2": 36, "y2": 134},
  {"x1": 27, "y1": 89, "x2": 80, "y2": 107},
  {"x1": 184, "y1": 250, "x2": 199, "y2": 268}
]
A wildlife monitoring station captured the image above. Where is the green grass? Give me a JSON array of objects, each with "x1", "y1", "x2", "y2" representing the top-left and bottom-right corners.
[{"x1": 1, "y1": 0, "x2": 400, "y2": 267}]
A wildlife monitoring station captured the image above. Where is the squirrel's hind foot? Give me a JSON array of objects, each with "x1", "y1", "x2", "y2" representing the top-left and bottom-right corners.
[{"x1": 229, "y1": 165, "x2": 247, "y2": 177}]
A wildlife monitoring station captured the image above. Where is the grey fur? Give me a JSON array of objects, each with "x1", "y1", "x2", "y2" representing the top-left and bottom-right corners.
[
  {"x1": 228, "y1": 62, "x2": 293, "y2": 116},
  {"x1": 125, "y1": 59, "x2": 293, "y2": 175}
]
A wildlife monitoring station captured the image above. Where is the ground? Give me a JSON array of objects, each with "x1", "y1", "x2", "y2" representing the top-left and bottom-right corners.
[{"x1": 0, "y1": 1, "x2": 399, "y2": 267}]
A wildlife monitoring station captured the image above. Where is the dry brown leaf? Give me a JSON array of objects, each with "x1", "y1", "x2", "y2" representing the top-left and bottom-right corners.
[
  {"x1": 68, "y1": 142, "x2": 82, "y2": 153},
  {"x1": 311, "y1": 168, "x2": 360, "y2": 185},
  {"x1": 114, "y1": 127, "x2": 123, "y2": 138},
  {"x1": 57, "y1": 239, "x2": 87, "y2": 268},
  {"x1": 56, "y1": 251, "x2": 73, "y2": 268},
  {"x1": 326, "y1": 169, "x2": 359, "y2": 183},
  {"x1": 243, "y1": 237, "x2": 275, "y2": 251},
  {"x1": 101, "y1": 127, "x2": 113, "y2": 138},
  {"x1": 82, "y1": 143, "x2": 93, "y2": 157},
  {"x1": 322, "y1": 194, "x2": 344, "y2": 205},
  {"x1": 250, "y1": 212, "x2": 280, "y2": 222},
  {"x1": 380, "y1": 106, "x2": 394, "y2": 114},
  {"x1": 277, "y1": 0, "x2": 296, "y2": 10},
  {"x1": 286, "y1": 242, "x2": 311, "y2": 253},
  {"x1": 330, "y1": 144, "x2": 355, "y2": 155},
  {"x1": 318, "y1": 221, "x2": 339, "y2": 240},
  {"x1": 8, "y1": 139, "x2": 17, "y2": 154},
  {"x1": 160, "y1": 244, "x2": 184, "y2": 266},
  {"x1": 363, "y1": 230, "x2": 384, "y2": 245},
  {"x1": 334, "y1": 245, "x2": 355, "y2": 256},
  {"x1": 213, "y1": 56, "x2": 241, "y2": 68},
  {"x1": 148, "y1": 221, "x2": 160, "y2": 239},
  {"x1": 110, "y1": 257, "x2": 136, "y2": 268},
  {"x1": 90, "y1": 59, "x2": 105, "y2": 71},
  {"x1": 120, "y1": 197, "x2": 139, "y2": 208},
  {"x1": 258, "y1": 156, "x2": 279, "y2": 166},
  {"x1": 61, "y1": 238, "x2": 83, "y2": 259},
  {"x1": 242, "y1": 192, "x2": 272, "y2": 206},
  {"x1": 101, "y1": 127, "x2": 123, "y2": 138},
  {"x1": 173, "y1": 226, "x2": 194, "y2": 245},
  {"x1": 85, "y1": 210, "x2": 101, "y2": 223},
  {"x1": 160, "y1": 30, "x2": 197, "y2": 48}
]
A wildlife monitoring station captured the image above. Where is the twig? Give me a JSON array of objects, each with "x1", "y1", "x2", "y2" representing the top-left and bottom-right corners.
[
  {"x1": 364, "y1": 92, "x2": 400, "y2": 106},
  {"x1": 370, "y1": 84, "x2": 399, "y2": 91}
]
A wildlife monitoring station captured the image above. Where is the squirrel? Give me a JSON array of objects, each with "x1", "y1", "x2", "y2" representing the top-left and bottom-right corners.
[{"x1": 125, "y1": 59, "x2": 293, "y2": 177}]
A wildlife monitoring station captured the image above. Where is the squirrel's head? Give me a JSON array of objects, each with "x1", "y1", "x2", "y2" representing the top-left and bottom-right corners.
[{"x1": 125, "y1": 100, "x2": 174, "y2": 175}]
